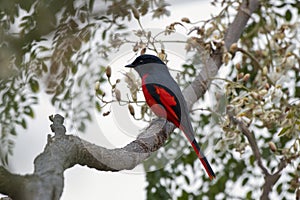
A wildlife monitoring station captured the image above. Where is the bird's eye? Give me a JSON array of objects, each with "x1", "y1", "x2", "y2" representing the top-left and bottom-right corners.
[{"x1": 139, "y1": 60, "x2": 143, "y2": 63}]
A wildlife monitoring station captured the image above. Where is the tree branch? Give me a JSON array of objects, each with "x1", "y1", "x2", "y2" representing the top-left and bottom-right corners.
[
  {"x1": 224, "y1": 0, "x2": 260, "y2": 50},
  {"x1": 226, "y1": 105, "x2": 269, "y2": 175},
  {"x1": 0, "y1": 115, "x2": 175, "y2": 200},
  {"x1": 0, "y1": 167, "x2": 25, "y2": 200},
  {"x1": 184, "y1": 0, "x2": 260, "y2": 109},
  {"x1": 226, "y1": 105, "x2": 295, "y2": 200},
  {"x1": 0, "y1": 0, "x2": 261, "y2": 199}
]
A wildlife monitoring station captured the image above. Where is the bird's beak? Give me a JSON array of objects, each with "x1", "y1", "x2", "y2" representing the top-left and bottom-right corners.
[{"x1": 125, "y1": 64, "x2": 135, "y2": 68}]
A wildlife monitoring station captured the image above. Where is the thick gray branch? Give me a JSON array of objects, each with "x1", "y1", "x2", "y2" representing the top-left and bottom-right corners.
[
  {"x1": 224, "y1": 0, "x2": 260, "y2": 50},
  {"x1": 0, "y1": 115, "x2": 175, "y2": 200}
]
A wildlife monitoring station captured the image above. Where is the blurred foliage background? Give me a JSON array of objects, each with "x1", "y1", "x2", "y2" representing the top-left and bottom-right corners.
[{"x1": 0, "y1": 0, "x2": 299, "y2": 199}]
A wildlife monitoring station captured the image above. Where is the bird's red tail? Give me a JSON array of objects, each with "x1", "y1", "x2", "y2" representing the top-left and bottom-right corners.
[{"x1": 191, "y1": 139, "x2": 216, "y2": 180}]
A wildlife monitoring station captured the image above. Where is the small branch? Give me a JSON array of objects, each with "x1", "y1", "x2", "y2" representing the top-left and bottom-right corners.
[
  {"x1": 226, "y1": 105, "x2": 297, "y2": 200},
  {"x1": 224, "y1": 0, "x2": 260, "y2": 50},
  {"x1": 260, "y1": 157, "x2": 287, "y2": 200},
  {"x1": 227, "y1": 105, "x2": 269, "y2": 176}
]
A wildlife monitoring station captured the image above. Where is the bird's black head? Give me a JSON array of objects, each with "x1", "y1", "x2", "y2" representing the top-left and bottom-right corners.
[{"x1": 125, "y1": 54, "x2": 165, "y2": 68}]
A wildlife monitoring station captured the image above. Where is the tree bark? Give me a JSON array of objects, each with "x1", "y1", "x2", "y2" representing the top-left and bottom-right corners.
[{"x1": 0, "y1": 0, "x2": 261, "y2": 199}]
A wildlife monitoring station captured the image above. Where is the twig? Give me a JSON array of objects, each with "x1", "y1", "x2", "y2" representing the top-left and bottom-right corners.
[{"x1": 226, "y1": 105, "x2": 269, "y2": 176}]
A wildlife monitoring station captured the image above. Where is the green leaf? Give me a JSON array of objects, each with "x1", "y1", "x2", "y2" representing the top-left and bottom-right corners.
[
  {"x1": 249, "y1": 155, "x2": 255, "y2": 166},
  {"x1": 78, "y1": 122, "x2": 86, "y2": 132},
  {"x1": 24, "y1": 106, "x2": 34, "y2": 118},
  {"x1": 295, "y1": 86, "x2": 300, "y2": 97},
  {"x1": 276, "y1": 183, "x2": 282, "y2": 194},
  {"x1": 285, "y1": 9, "x2": 292, "y2": 21},
  {"x1": 72, "y1": 64, "x2": 78, "y2": 74},
  {"x1": 42, "y1": 62, "x2": 48, "y2": 73},
  {"x1": 276, "y1": 3, "x2": 287, "y2": 9},
  {"x1": 19, "y1": 0, "x2": 35, "y2": 12},
  {"x1": 242, "y1": 177, "x2": 249, "y2": 186},
  {"x1": 21, "y1": 118, "x2": 27, "y2": 129},
  {"x1": 29, "y1": 78, "x2": 39, "y2": 93},
  {"x1": 246, "y1": 191, "x2": 252, "y2": 199},
  {"x1": 89, "y1": 0, "x2": 95, "y2": 11},
  {"x1": 95, "y1": 101, "x2": 102, "y2": 112},
  {"x1": 178, "y1": 190, "x2": 189, "y2": 200},
  {"x1": 12, "y1": 101, "x2": 18, "y2": 112},
  {"x1": 63, "y1": 89, "x2": 70, "y2": 100},
  {"x1": 102, "y1": 30, "x2": 107, "y2": 40},
  {"x1": 11, "y1": 128, "x2": 17, "y2": 136},
  {"x1": 184, "y1": 174, "x2": 190, "y2": 185},
  {"x1": 278, "y1": 126, "x2": 291, "y2": 137}
]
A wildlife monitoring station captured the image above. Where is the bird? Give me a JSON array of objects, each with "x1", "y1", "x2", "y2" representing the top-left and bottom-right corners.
[{"x1": 125, "y1": 54, "x2": 215, "y2": 179}]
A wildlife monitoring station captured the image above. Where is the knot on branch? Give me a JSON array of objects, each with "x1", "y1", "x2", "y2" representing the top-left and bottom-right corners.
[{"x1": 49, "y1": 114, "x2": 66, "y2": 136}]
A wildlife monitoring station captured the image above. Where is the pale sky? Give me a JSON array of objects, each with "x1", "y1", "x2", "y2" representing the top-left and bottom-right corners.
[{"x1": 2, "y1": 1, "x2": 221, "y2": 199}]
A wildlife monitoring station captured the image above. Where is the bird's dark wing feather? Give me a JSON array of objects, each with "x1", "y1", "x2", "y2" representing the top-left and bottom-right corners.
[{"x1": 144, "y1": 83, "x2": 181, "y2": 127}]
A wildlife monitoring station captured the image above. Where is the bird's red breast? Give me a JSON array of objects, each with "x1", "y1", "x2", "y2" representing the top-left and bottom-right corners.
[{"x1": 142, "y1": 74, "x2": 181, "y2": 128}]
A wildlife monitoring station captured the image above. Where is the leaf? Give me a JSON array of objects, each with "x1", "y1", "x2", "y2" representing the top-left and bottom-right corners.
[
  {"x1": 11, "y1": 128, "x2": 17, "y2": 136},
  {"x1": 19, "y1": 0, "x2": 35, "y2": 12},
  {"x1": 29, "y1": 78, "x2": 39, "y2": 93},
  {"x1": 102, "y1": 30, "x2": 107, "y2": 40},
  {"x1": 277, "y1": 183, "x2": 283, "y2": 194},
  {"x1": 63, "y1": 89, "x2": 70, "y2": 100},
  {"x1": 42, "y1": 62, "x2": 48, "y2": 73},
  {"x1": 285, "y1": 9, "x2": 292, "y2": 21},
  {"x1": 184, "y1": 174, "x2": 190, "y2": 185},
  {"x1": 72, "y1": 64, "x2": 78, "y2": 74},
  {"x1": 21, "y1": 118, "x2": 27, "y2": 129},
  {"x1": 278, "y1": 126, "x2": 291, "y2": 137},
  {"x1": 246, "y1": 191, "x2": 252, "y2": 199},
  {"x1": 78, "y1": 122, "x2": 86, "y2": 132},
  {"x1": 12, "y1": 101, "x2": 18, "y2": 112},
  {"x1": 89, "y1": 0, "x2": 95, "y2": 11},
  {"x1": 242, "y1": 177, "x2": 249, "y2": 186},
  {"x1": 140, "y1": 1, "x2": 149, "y2": 15},
  {"x1": 276, "y1": 3, "x2": 287, "y2": 8},
  {"x1": 178, "y1": 190, "x2": 189, "y2": 200},
  {"x1": 24, "y1": 106, "x2": 34, "y2": 118}
]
